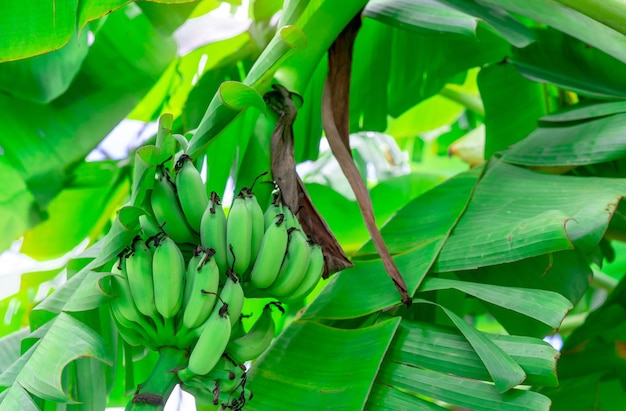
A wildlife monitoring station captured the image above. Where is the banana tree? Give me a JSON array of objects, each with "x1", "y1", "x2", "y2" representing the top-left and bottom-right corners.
[{"x1": 1, "y1": 0, "x2": 626, "y2": 410}]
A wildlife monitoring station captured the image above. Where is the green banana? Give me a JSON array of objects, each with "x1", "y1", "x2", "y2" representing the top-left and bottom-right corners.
[
  {"x1": 179, "y1": 303, "x2": 231, "y2": 381},
  {"x1": 267, "y1": 228, "x2": 311, "y2": 298},
  {"x1": 283, "y1": 243, "x2": 325, "y2": 304},
  {"x1": 139, "y1": 214, "x2": 161, "y2": 238},
  {"x1": 175, "y1": 154, "x2": 208, "y2": 231},
  {"x1": 226, "y1": 191, "x2": 252, "y2": 274},
  {"x1": 263, "y1": 193, "x2": 283, "y2": 230},
  {"x1": 249, "y1": 213, "x2": 289, "y2": 289},
  {"x1": 200, "y1": 192, "x2": 228, "y2": 275},
  {"x1": 150, "y1": 169, "x2": 197, "y2": 244},
  {"x1": 181, "y1": 248, "x2": 220, "y2": 331},
  {"x1": 110, "y1": 307, "x2": 156, "y2": 351},
  {"x1": 225, "y1": 303, "x2": 281, "y2": 363},
  {"x1": 124, "y1": 237, "x2": 159, "y2": 319},
  {"x1": 245, "y1": 190, "x2": 265, "y2": 263},
  {"x1": 287, "y1": 207, "x2": 303, "y2": 231},
  {"x1": 109, "y1": 273, "x2": 160, "y2": 348},
  {"x1": 220, "y1": 272, "x2": 245, "y2": 327},
  {"x1": 183, "y1": 247, "x2": 205, "y2": 305},
  {"x1": 152, "y1": 234, "x2": 185, "y2": 319}
]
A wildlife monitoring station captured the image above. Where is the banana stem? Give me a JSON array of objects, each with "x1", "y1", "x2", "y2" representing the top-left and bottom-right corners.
[{"x1": 125, "y1": 347, "x2": 187, "y2": 411}]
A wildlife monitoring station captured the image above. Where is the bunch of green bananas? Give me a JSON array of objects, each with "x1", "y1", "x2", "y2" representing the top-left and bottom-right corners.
[{"x1": 106, "y1": 143, "x2": 325, "y2": 407}]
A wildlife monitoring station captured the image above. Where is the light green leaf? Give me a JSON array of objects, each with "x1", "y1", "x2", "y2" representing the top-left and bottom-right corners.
[
  {"x1": 0, "y1": 29, "x2": 88, "y2": 103},
  {"x1": 245, "y1": 25, "x2": 307, "y2": 92},
  {"x1": 15, "y1": 313, "x2": 112, "y2": 403},
  {"x1": 0, "y1": 0, "x2": 190, "y2": 62},
  {"x1": 0, "y1": 383, "x2": 40, "y2": 411},
  {"x1": 246, "y1": 318, "x2": 401, "y2": 410},
  {"x1": 419, "y1": 277, "x2": 573, "y2": 329},
  {"x1": 0, "y1": 3, "x2": 175, "y2": 214},
  {"x1": 131, "y1": 145, "x2": 160, "y2": 207},
  {"x1": 0, "y1": 158, "x2": 40, "y2": 254},
  {"x1": 21, "y1": 161, "x2": 128, "y2": 261}
]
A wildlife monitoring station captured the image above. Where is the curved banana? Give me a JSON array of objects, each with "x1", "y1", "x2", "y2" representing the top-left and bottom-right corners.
[
  {"x1": 152, "y1": 234, "x2": 185, "y2": 320},
  {"x1": 139, "y1": 214, "x2": 161, "y2": 238},
  {"x1": 183, "y1": 247, "x2": 204, "y2": 305},
  {"x1": 125, "y1": 237, "x2": 158, "y2": 319},
  {"x1": 245, "y1": 190, "x2": 265, "y2": 263},
  {"x1": 178, "y1": 303, "x2": 231, "y2": 381},
  {"x1": 226, "y1": 191, "x2": 252, "y2": 274},
  {"x1": 249, "y1": 213, "x2": 288, "y2": 289},
  {"x1": 109, "y1": 273, "x2": 160, "y2": 347},
  {"x1": 263, "y1": 193, "x2": 283, "y2": 230},
  {"x1": 282, "y1": 203, "x2": 302, "y2": 230},
  {"x1": 267, "y1": 228, "x2": 311, "y2": 298},
  {"x1": 175, "y1": 155, "x2": 208, "y2": 231},
  {"x1": 150, "y1": 170, "x2": 197, "y2": 244},
  {"x1": 110, "y1": 306, "x2": 156, "y2": 351},
  {"x1": 200, "y1": 192, "x2": 228, "y2": 275},
  {"x1": 225, "y1": 303, "x2": 281, "y2": 363},
  {"x1": 182, "y1": 248, "x2": 220, "y2": 331},
  {"x1": 219, "y1": 273, "x2": 245, "y2": 327},
  {"x1": 283, "y1": 243, "x2": 324, "y2": 304}
]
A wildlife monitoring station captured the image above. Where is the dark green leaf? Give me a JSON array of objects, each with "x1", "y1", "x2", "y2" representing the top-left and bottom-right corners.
[
  {"x1": 377, "y1": 361, "x2": 551, "y2": 411},
  {"x1": 419, "y1": 277, "x2": 572, "y2": 329},
  {"x1": 503, "y1": 113, "x2": 626, "y2": 166},
  {"x1": 510, "y1": 29, "x2": 626, "y2": 99},
  {"x1": 305, "y1": 168, "x2": 480, "y2": 319},
  {"x1": 415, "y1": 299, "x2": 526, "y2": 392},
  {"x1": 482, "y1": 0, "x2": 626, "y2": 64},
  {"x1": 364, "y1": 0, "x2": 478, "y2": 37},
  {"x1": 390, "y1": 319, "x2": 559, "y2": 387},
  {"x1": 478, "y1": 62, "x2": 547, "y2": 158},
  {"x1": 247, "y1": 318, "x2": 401, "y2": 410},
  {"x1": 436, "y1": 161, "x2": 626, "y2": 271}
]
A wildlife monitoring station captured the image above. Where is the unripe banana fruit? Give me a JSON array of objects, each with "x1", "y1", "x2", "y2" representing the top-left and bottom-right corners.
[
  {"x1": 245, "y1": 190, "x2": 265, "y2": 263},
  {"x1": 125, "y1": 237, "x2": 159, "y2": 319},
  {"x1": 152, "y1": 234, "x2": 185, "y2": 320},
  {"x1": 200, "y1": 192, "x2": 228, "y2": 275},
  {"x1": 175, "y1": 155, "x2": 208, "y2": 230},
  {"x1": 150, "y1": 170, "x2": 197, "y2": 244},
  {"x1": 181, "y1": 247, "x2": 220, "y2": 331},
  {"x1": 226, "y1": 191, "x2": 252, "y2": 275},
  {"x1": 249, "y1": 213, "x2": 288, "y2": 289},
  {"x1": 283, "y1": 243, "x2": 325, "y2": 304},
  {"x1": 267, "y1": 228, "x2": 311, "y2": 298},
  {"x1": 178, "y1": 303, "x2": 232, "y2": 381},
  {"x1": 226, "y1": 302, "x2": 282, "y2": 363},
  {"x1": 219, "y1": 272, "x2": 245, "y2": 327}
]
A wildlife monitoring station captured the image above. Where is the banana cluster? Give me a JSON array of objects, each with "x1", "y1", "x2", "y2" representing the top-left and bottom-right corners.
[{"x1": 107, "y1": 152, "x2": 324, "y2": 407}]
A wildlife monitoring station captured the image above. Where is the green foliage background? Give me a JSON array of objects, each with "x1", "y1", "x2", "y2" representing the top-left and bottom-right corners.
[{"x1": 2, "y1": 0, "x2": 626, "y2": 409}]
